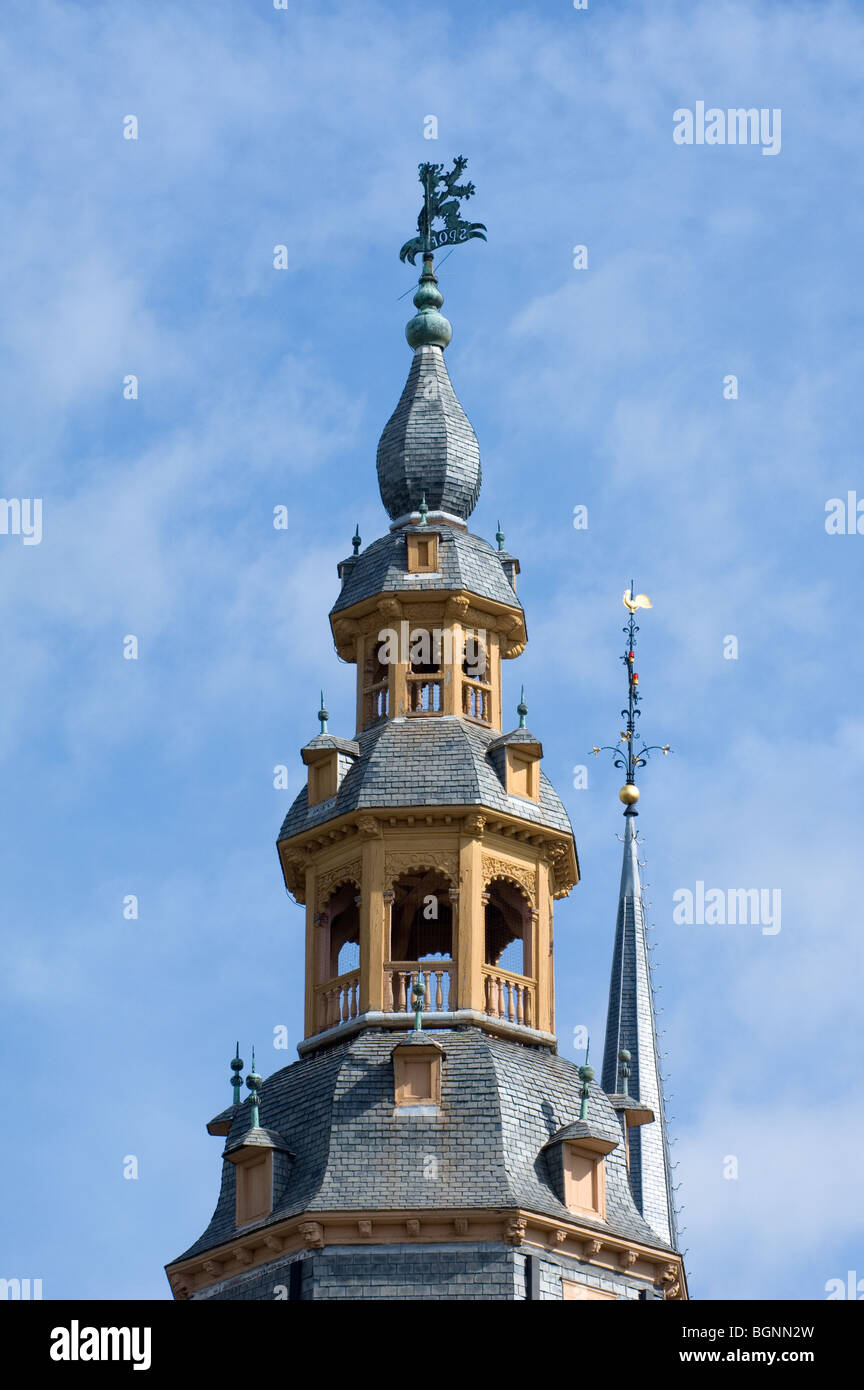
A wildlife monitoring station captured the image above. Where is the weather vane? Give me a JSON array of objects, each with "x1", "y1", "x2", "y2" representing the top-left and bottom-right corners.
[
  {"x1": 399, "y1": 156, "x2": 487, "y2": 265},
  {"x1": 591, "y1": 585, "x2": 671, "y2": 811}
]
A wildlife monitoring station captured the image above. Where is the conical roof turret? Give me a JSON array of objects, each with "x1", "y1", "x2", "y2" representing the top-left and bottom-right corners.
[{"x1": 377, "y1": 255, "x2": 481, "y2": 524}]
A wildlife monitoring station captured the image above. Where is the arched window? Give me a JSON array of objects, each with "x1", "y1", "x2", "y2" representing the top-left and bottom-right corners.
[
  {"x1": 390, "y1": 868, "x2": 453, "y2": 960},
  {"x1": 319, "y1": 881, "x2": 360, "y2": 981},
  {"x1": 461, "y1": 629, "x2": 491, "y2": 724},
  {"x1": 407, "y1": 629, "x2": 443, "y2": 713},
  {"x1": 387, "y1": 867, "x2": 454, "y2": 1012},
  {"x1": 484, "y1": 878, "x2": 531, "y2": 977},
  {"x1": 363, "y1": 639, "x2": 389, "y2": 728}
]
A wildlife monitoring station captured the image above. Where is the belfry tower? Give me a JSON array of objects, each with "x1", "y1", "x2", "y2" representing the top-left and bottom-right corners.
[{"x1": 165, "y1": 163, "x2": 687, "y2": 1302}]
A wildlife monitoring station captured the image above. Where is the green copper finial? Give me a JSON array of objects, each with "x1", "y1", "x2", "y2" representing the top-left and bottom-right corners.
[
  {"x1": 418, "y1": 494, "x2": 428, "y2": 526},
  {"x1": 591, "y1": 583, "x2": 672, "y2": 816},
  {"x1": 411, "y1": 972, "x2": 426, "y2": 1032},
  {"x1": 517, "y1": 686, "x2": 528, "y2": 729},
  {"x1": 246, "y1": 1046, "x2": 262, "y2": 1129},
  {"x1": 230, "y1": 1042, "x2": 244, "y2": 1107},
  {"x1": 578, "y1": 1041, "x2": 594, "y2": 1121},
  {"x1": 352, "y1": 525, "x2": 361, "y2": 556},
  {"x1": 405, "y1": 255, "x2": 451, "y2": 349},
  {"x1": 496, "y1": 521, "x2": 505, "y2": 551},
  {"x1": 318, "y1": 691, "x2": 329, "y2": 735},
  {"x1": 618, "y1": 1048, "x2": 631, "y2": 1098},
  {"x1": 401, "y1": 158, "x2": 486, "y2": 350}
]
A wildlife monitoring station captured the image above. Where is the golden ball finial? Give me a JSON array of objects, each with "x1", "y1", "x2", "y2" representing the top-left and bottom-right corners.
[{"x1": 619, "y1": 783, "x2": 640, "y2": 805}]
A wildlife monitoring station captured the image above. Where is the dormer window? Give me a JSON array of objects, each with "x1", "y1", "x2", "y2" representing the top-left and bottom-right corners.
[
  {"x1": 234, "y1": 1150, "x2": 273, "y2": 1227},
  {"x1": 391, "y1": 1039, "x2": 445, "y2": 1110},
  {"x1": 543, "y1": 1122, "x2": 618, "y2": 1224},
  {"x1": 307, "y1": 751, "x2": 339, "y2": 806},
  {"x1": 505, "y1": 746, "x2": 540, "y2": 801},
  {"x1": 562, "y1": 1143, "x2": 606, "y2": 1219},
  {"x1": 406, "y1": 532, "x2": 439, "y2": 573}
]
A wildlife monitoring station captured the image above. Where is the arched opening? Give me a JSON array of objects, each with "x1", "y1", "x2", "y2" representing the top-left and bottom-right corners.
[
  {"x1": 316, "y1": 880, "x2": 361, "y2": 1032},
  {"x1": 318, "y1": 881, "x2": 360, "y2": 981},
  {"x1": 387, "y1": 866, "x2": 454, "y2": 1012},
  {"x1": 461, "y1": 628, "x2": 491, "y2": 724},
  {"x1": 483, "y1": 878, "x2": 534, "y2": 1026},
  {"x1": 407, "y1": 628, "x2": 443, "y2": 713},
  {"x1": 484, "y1": 878, "x2": 531, "y2": 977},
  {"x1": 363, "y1": 638, "x2": 389, "y2": 728}
]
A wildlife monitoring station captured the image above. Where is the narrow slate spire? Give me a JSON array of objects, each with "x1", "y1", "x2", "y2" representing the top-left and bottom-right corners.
[{"x1": 594, "y1": 588, "x2": 677, "y2": 1249}]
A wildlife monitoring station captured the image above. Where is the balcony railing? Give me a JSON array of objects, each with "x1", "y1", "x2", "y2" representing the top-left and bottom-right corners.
[
  {"x1": 385, "y1": 960, "x2": 454, "y2": 1013},
  {"x1": 462, "y1": 678, "x2": 492, "y2": 723},
  {"x1": 364, "y1": 680, "x2": 389, "y2": 725},
  {"x1": 406, "y1": 675, "x2": 443, "y2": 714},
  {"x1": 482, "y1": 965, "x2": 534, "y2": 1027},
  {"x1": 315, "y1": 969, "x2": 360, "y2": 1031}
]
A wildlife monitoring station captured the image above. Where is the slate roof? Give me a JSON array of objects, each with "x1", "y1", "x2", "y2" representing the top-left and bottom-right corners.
[
  {"x1": 377, "y1": 343, "x2": 481, "y2": 521},
  {"x1": 301, "y1": 734, "x2": 360, "y2": 757},
  {"x1": 331, "y1": 526, "x2": 521, "y2": 615},
  {"x1": 277, "y1": 716, "x2": 572, "y2": 843},
  {"x1": 171, "y1": 1029, "x2": 672, "y2": 1264}
]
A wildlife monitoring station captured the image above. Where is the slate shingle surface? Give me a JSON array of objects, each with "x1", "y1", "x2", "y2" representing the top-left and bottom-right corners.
[
  {"x1": 277, "y1": 715, "x2": 573, "y2": 843},
  {"x1": 376, "y1": 344, "x2": 481, "y2": 521},
  {"x1": 172, "y1": 1029, "x2": 671, "y2": 1266}
]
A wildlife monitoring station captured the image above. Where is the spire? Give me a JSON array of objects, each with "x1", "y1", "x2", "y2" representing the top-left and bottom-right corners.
[
  {"x1": 318, "y1": 691, "x2": 329, "y2": 735},
  {"x1": 593, "y1": 587, "x2": 677, "y2": 1248},
  {"x1": 230, "y1": 1042, "x2": 243, "y2": 1106},
  {"x1": 246, "y1": 1047, "x2": 262, "y2": 1130},
  {"x1": 517, "y1": 687, "x2": 528, "y2": 728},
  {"x1": 377, "y1": 160, "x2": 486, "y2": 525}
]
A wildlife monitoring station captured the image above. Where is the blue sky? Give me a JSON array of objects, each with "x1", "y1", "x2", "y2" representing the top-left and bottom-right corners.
[{"x1": 1, "y1": 0, "x2": 862, "y2": 1301}]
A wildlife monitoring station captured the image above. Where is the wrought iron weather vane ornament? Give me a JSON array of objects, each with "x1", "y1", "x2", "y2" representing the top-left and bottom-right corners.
[
  {"x1": 399, "y1": 156, "x2": 487, "y2": 265},
  {"x1": 592, "y1": 585, "x2": 671, "y2": 810}
]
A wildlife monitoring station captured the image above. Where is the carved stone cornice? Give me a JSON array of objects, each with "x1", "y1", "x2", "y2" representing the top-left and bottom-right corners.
[
  {"x1": 356, "y1": 814, "x2": 382, "y2": 838},
  {"x1": 166, "y1": 1207, "x2": 688, "y2": 1301},
  {"x1": 281, "y1": 852, "x2": 310, "y2": 904},
  {"x1": 385, "y1": 850, "x2": 458, "y2": 886}
]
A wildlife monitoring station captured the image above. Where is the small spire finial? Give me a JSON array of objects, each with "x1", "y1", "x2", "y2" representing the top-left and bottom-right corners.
[
  {"x1": 230, "y1": 1042, "x2": 244, "y2": 1106},
  {"x1": 578, "y1": 1041, "x2": 594, "y2": 1121},
  {"x1": 411, "y1": 972, "x2": 426, "y2": 1032},
  {"x1": 618, "y1": 1048, "x2": 632, "y2": 1097},
  {"x1": 246, "y1": 1047, "x2": 262, "y2": 1129},
  {"x1": 318, "y1": 691, "x2": 329, "y2": 735},
  {"x1": 418, "y1": 494, "x2": 428, "y2": 527},
  {"x1": 517, "y1": 686, "x2": 528, "y2": 729},
  {"x1": 352, "y1": 525, "x2": 361, "y2": 556},
  {"x1": 496, "y1": 521, "x2": 505, "y2": 551},
  {"x1": 591, "y1": 584, "x2": 671, "y2": 813}
]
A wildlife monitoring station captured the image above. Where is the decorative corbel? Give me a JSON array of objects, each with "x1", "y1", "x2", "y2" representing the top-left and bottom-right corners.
[{"x1": 299, "y1": 1221, "x2": 325, "y2": 1249}]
